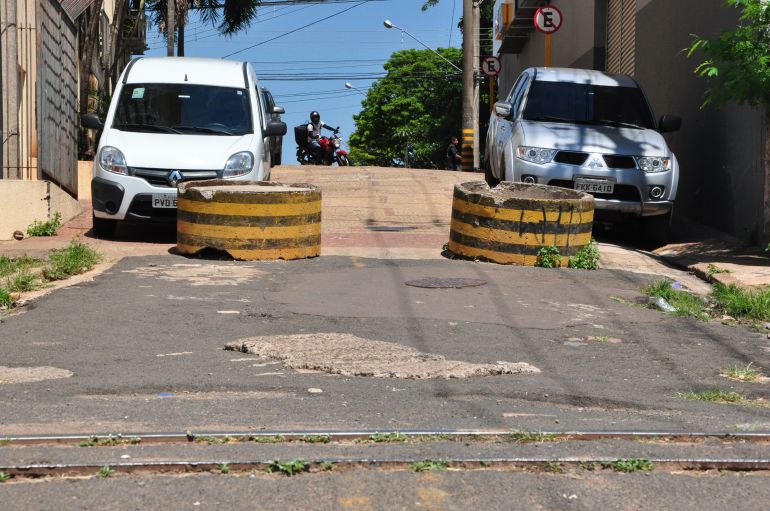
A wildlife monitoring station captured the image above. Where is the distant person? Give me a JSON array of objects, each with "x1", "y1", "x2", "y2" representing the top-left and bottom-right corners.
[
  {"x1": 307, "y1": 111, "x2": 338, "y2": 162},
  {"x1": 446, "y1": 136, "x2": 462, "y2": 171}
]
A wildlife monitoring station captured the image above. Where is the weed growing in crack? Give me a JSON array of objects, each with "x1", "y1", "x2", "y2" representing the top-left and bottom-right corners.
[
  {"x1": 409, "y1": 459, "x2": 449, "y2": 472},
  {"x1": 267, "y1": 460, "x2": 310, "y2": 476},
  {"x1": 218, "y1": 463, "x2": 230, "y2": 474},
  {"x1": 301, "y1": 435, "x2": 331, "y2": 444},
  {"x1": 604, "y1": 459, "x2": 654, "y2": 473},
  {"x1": 722, "y1": 363, "x2": 764, "y2": 382},
  {"x1": 510, "y1": 431, "x2": 561, "y2": 443},
  {"x1": 0, "y1": 472, "x2": 13, "y2": 482},
  {"x1": 96, "y1": 465, "x2": 115, "y2": 478},
  {"x1": 369, "y1": 432, "x2": 409, "y2": 443}
]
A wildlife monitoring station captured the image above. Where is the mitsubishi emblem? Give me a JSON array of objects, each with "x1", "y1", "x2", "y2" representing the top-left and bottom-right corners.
[
  {"x1": 587, "y1": 157, "x2": 604, "y2": 169},
  {"x1": 167, "y1": 170, "x2": 183, "y2": 187}
]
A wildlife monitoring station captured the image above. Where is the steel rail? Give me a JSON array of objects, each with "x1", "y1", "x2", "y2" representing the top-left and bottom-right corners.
[
  {"x1": 1, "y1": 457, "x2": 770, "y2": 479},
  {"x1": 1, "y1": 430, "x2": 769, "y2": 446}
]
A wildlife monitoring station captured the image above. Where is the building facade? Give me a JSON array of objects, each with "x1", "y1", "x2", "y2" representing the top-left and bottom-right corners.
[{"x1": 493, "y1": 0, "x2": 765, "y2": 243}]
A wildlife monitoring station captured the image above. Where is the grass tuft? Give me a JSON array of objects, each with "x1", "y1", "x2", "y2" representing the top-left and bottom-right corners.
[
  {"x1": 0, "y1": 288, "x2": 12, "y2": 310},
  {"x1": 26, "y1": 212, "x2": 61, "y2": 237},
  {"x1": 679, "y1": 389, "x2": 748, "y2": 404},
  {"x1": 43, "y1": 240, "x2": 101, "y2": 281},
  {"x1": 642, "y1": 280, "x2": 709, "y2": 320},
  {"x1": 409, "y1": 459, "x2": 449, "y2": 472},
  {"x1": 604, "y1": 459, "x2": 654, "y2": 473},
  {"x1": 301, "y1": 435, "x2": 331, "y2": 444},
  {"x1": 535, "y1": 246, "x2": 562, "y2": 268},
  {"x1": 722, "y1": 363, "x2": 764, "y2": 382},
  {"x1": 252, "y1": 435, "x2": 285, "y2": 444},
  {"x1": 369, "y1": 432, "x2": 409, "y2": 443},
  {"x1": 96, "y1": 465, "x2": 115, "y2": 478},
  {"x1": 712, "y1": 284, "x2": 770, "y2": 322},
  {"x1": 510, "y1": 431, "x2": 561, "y2": 443},
  {"x1": 217, "y1": 463, "x2": 230, "y2": 474},
  {"x1": 267, "y1": 459, "x2": 310, "y2": 476},
  {"x1": 0, "y1": 472, "x2": 13, "y2": 482},
  {"x1": 568, "y1": 240, "x2": 600, "y2": 270}
]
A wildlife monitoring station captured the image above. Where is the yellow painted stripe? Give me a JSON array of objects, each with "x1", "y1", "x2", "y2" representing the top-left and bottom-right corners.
[
  {"x1": 176, "y1": 243, "x2": 319, "y2": 260},
  {"x1": 447, "y1": 240, "x2": 570, "y2": 266},
  {"x1": 177, "y1": 220, "x2": 321, "y2": 239},
  {"x1": 227, "y1": 246, "x2": 320, "y2": 260},
  {"x1": 462, "y1": 129, "x2": 474, "y2": 133},
  {"x1": 450, "y1": 219, "x2": 592, "y2": 247},
  {"x1": 178, "y1": 198, "x2": 321, "y2": 217},
  {"x1": 453, "y1": 197, "x2": 593, "y2": 224}
]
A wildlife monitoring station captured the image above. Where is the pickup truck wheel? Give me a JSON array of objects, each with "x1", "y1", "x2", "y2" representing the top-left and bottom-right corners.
[
  {"x1": 641, "y1": 211, "x2": 672, "y2": 248},
  {"x1": 484, "y1": 159, "x2": 500, "y2": 187}
]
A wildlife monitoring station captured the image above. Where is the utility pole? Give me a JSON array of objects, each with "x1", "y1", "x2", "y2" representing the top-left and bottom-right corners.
[
  {"x1": 1, "y1": 0, "x2": 20, "y2": 179},
  {"x1": 461, "y1": 0, "x2": 474, "y2": 172},
  {"x1": 472, "y1": 0, "x2": 480, "y2": 172},
  {"x1": 166, "y1": 0, "x2": 175, "y2": 57}
]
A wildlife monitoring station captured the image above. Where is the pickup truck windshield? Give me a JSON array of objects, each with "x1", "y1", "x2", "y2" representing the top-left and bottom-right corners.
[
  {"x1": 113, "y1": 83, "x2": 253, "y2": 136},
  {"x1": 522, "y1": 81, "x2": 655, "y2": 130}
]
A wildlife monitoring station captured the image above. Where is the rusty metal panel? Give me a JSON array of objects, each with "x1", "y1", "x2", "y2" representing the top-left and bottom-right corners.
[{"x1": 36, "y1": 0, "x2": 78, "y2": 194}]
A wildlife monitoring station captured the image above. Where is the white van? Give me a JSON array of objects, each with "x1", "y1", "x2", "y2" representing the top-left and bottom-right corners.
[{"x1": 83, "y1": 57, "x2": 287, "y2": 238}]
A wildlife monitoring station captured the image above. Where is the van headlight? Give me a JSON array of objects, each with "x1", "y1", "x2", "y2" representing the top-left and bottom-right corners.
[
  {"x1": 99, "y1": 146, "x2": 128, "y2": 175},
  {"x1": 516, "y1": 146, "x2": 557, "y2": 164},
  {"x1": 223, "y1": 151, "x2": 254, "y2": 178},
  {"x1": 634, "y1": 156, "x2": 670, "y2": 173}
]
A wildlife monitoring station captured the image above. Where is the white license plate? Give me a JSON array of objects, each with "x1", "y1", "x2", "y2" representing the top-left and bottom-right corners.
[
  {"x1": 574, "y1": 179, "x2": 614, "y2": 195},
  {"x1": 152, "y1": 194, "x2": 177, "y2": 208}
]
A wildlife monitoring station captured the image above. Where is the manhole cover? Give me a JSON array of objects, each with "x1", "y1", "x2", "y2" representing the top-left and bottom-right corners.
[
  {"x1": 366, "y1": 226, "x2": 416, "y2": 232},
  {"x1": 405, "y1": 278, "x2": 487, "y2": 289}
]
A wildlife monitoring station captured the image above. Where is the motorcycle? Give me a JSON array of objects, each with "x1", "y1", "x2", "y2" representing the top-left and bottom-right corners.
[{"x1": 295, "y1": 125, "x2": 351, "y2": 166}]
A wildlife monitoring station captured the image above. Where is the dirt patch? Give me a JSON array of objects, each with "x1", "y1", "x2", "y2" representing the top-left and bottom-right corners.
[
  {"x1": 0, "y1": 366, "x2": 73, "y2": 384},
  {"x1": 225, "y1": 333, "x2": 540, "y2": 379},
  {"x1": 122, "y1": 263, "x2": 263, "y2": 286}
]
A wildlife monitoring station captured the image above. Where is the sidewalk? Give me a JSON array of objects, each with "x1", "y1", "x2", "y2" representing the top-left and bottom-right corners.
[{"x1": 655, "y1": 220, "x2": 770, "y2": 289}]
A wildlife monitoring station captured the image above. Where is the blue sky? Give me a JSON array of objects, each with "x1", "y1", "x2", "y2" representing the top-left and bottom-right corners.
[{"x1": 142, "y1": 0, "x2": 463, "y2": 164}]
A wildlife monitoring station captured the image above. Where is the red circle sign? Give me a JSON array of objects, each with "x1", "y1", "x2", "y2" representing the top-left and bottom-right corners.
[{"x1": 534, "y1": 6, "x2": 563, "y2": 34}]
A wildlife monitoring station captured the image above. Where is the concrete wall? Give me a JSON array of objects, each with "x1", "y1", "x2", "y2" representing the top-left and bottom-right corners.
[
  {"x1": 635, "y1": 0, "x2": 764, "y2": 241},
  {"x1": 498, "y1": 0, "x2": 600, "y2": 98},
  {"x1": 0, "y1": 181, "x2": 82, "y2": 240}
]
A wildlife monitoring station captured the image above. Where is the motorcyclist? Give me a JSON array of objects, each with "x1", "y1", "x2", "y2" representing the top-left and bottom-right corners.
[{"x1": 307, "y1": 111, "x2": 339, "y2": 162}]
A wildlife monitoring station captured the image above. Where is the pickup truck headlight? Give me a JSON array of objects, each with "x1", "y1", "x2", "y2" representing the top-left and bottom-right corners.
[
  {"x1": 516, "y1": 146, "x2": 557, "y2": 165},
  {"x1": 634, "y1": 156, "x2": 670, "y2": 173},
  {"x1": 223, "y1": 151, "x2": 254, "y2": 178},
  {"x1": 99, "y1": 146, "x2": 128, "y2": 175}
]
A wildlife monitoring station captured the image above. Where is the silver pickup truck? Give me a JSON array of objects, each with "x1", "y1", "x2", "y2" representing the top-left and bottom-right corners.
[{"x1": 485, "y1": 67, "x2": 681, "y2": 245}]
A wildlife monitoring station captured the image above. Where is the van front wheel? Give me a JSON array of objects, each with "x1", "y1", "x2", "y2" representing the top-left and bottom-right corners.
[
  {"x1": 92, "y1": 215, "x2": 117, "y2": 239},
  {"x1": 484, "y1": 159, "x2": 500, "y2": 187}
]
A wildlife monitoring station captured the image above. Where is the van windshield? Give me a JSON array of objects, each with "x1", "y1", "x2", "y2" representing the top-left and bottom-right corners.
[
  {"x1": 112, "y1": 83, "x2": 253, "y2": 136},
  {"x1": 522, "y1": 81, "x2": 655, "y2": 130}
]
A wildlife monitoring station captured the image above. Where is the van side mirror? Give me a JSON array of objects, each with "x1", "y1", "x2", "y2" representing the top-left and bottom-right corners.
[
  {"x1": 272, "y1": 106, "x2": 285, "y2": 114},
  {"x1": 494, "y1": 101, "x2": 513, "y2": 118},
  {"x1": 658, "y1": 114, "x2": 681, "y2": 133},
  {"x1": 265, "y1": 121, "x2": 287, "y2": 137},
  {"x1": 82, "y1": 113, "x2": 104, "y2": 130}
]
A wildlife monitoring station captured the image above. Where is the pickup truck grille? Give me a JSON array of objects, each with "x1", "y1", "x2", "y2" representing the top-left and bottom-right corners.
[
  {"x1": 553, "y1": 151, "x2": 588, "y2": 166},
  {"x1": 602, "y1": 155, "x2": 637, "y2": 169}
]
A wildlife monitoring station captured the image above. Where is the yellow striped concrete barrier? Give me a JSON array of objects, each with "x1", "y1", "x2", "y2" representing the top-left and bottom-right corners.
[
  {"x1": 448, "y1": 181, "x2": 594, "y2": 266},
  {"x1": 176, "y1": 180, "x2": 321, "y2": 261}
]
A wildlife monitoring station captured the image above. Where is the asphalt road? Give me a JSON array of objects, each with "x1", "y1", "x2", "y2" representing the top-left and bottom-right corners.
[{"x1": 1, "y1": 255, "x2": 767, "y2": 435}]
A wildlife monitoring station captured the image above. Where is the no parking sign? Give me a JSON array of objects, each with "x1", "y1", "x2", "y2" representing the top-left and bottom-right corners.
[{"x1": 534, "y1": 6, "x2": 563, "y2": 66}]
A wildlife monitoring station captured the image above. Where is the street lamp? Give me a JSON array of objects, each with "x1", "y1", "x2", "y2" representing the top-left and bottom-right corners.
[
  {"x1": 382, "y1": 19, "x2": 462, "y2": 73},
  {"x1": 344, "y1": 82, "x2": 366, "y2": 96}
]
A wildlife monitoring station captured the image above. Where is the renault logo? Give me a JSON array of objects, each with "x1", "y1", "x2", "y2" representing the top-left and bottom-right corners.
[{"x1": 167, "y1": 170, "x2": 183, "y2": 187}]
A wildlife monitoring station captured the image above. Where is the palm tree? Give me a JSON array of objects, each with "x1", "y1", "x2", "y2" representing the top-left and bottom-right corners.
[{"x1": 146, "y1": 0, "x2": 262, "y2": 56}]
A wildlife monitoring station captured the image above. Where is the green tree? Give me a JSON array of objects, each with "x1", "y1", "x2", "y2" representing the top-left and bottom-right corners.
[
  {"x1": 348, "y1": 48, "x2": 463, "y2": 168},
  {"x1": 687, "y1": 0, "x2": 770, "y2": 239}
]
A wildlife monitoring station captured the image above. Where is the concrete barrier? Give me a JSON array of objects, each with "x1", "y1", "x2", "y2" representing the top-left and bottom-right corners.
[
  {"x1": 176, "y1": 180, "x2": 321, "y2": 260},
  {"x1": 448, "y1": 181, "x2": 594, "y2": 265}
]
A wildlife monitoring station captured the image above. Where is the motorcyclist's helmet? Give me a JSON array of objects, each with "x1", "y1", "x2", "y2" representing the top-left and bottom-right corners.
[{"x1": 310, "y1": 111, "x2": 320, "y2": 123}]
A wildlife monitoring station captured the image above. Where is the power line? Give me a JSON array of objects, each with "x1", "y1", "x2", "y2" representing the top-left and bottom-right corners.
[{"x1": 222, "y1": 0, "x2": 371, "y2": 58}]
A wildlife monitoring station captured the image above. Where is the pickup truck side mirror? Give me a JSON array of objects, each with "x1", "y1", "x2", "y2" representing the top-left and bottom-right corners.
[
  {"x1": 272, "y1": 106, "x2": 285, "y2": 114},
  {"x1": 82, "y1": 113, "x2": 104, "y2": 130},
  {"x1": 265, "y1": 121, "x2": 287, "y2": 137},
  {"x1": 658, "y1": 114, "x2": 681, "y2": 133},
  {"x1": 494, "y1": 101, "x2": 513, "y2": 118}
]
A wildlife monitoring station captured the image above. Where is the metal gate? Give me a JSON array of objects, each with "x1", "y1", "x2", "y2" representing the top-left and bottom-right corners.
[
  {"x1": 36, "y1": 0, "x2": 78, "y2": 194},
  {"x1": 606, "y1": 0, "x2": 636, "y2": 76}
]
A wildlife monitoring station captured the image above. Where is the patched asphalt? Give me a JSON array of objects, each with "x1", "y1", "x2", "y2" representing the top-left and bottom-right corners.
[{"x1": 1, "y1": 255, "x2": 768, "y2": 436}]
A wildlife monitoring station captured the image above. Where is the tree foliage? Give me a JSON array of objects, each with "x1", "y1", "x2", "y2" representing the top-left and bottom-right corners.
[
  {"x1": 348, "y1": 48, "x2": 463, "y2": 168},
  {"x1": 146, "y1": 0, "x2": 261, "y2": 40},
  {"x1": 687, "y1": 0, "x2": 770, "y2": 108}
]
